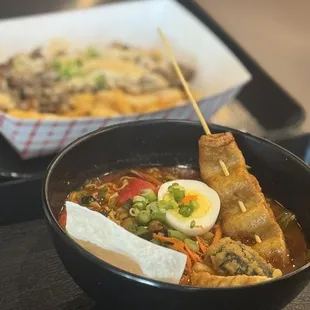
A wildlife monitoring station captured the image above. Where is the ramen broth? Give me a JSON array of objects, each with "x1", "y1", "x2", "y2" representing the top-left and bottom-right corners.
[{"x1": 60, "y1": 166, "x2": 309, "y2": 284}]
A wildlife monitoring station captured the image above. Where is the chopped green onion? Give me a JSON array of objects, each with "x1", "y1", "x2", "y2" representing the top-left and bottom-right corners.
[
  {"x1": 136, "y1": 210, "x2": 152, "y2": 226},
  {"x1": 159, "y1": 208, "x2": 167, "y2": 214},
  {"x1": 168, "y1": 229, "x2": 186, "y2": 241},
  {"x1": 129, "y1": 208, "x2": 140, "y2": 217},
  {"x1": 168, "y1": 183, "x2": 185, "y2": 203},
  {"x1": 133, "y1": 196, "x2": 148, "y2": 210},
  {"x1": 151, "y1": 211, "x2": 166, "y2": 223},
  {"x1": 135, "y1": 226, "x2": 149, "y2": 236},
  {"x1": 163, "y1": 193, "x2": 173, "y2": 201},
  {"x1": 140, "y1": 188, "x2": 157, "y2": 203},
  {"x1": 276, "y1": 211, "x2": 295, "y2": 230},
  {"x1": 54, "y1": 59, "x2": 84, "y2": 80},
  {"x1": 179, "y1": 204, "x2": 194, "y2": 217},
  {"x1": 184, "y1": 238, "x2": 199, "y2": 253},
  {"x1": 173, "y1": 189, "x2": 185, "y2": 202},
  {"x1": 95, "y1": 75, "x2": 106, "y2": 90},
  {"x1": 191, "y1": 200, "x2": 199, "y2": 210},
  {"x1": 158, "y1": 200, "x2": 168, "y2": 209},
  {"x1": 146, "y1": 201, "x2": 158, "y2": 213},
  {"x1": 80, "y1": 196, "x2": 95, "y2": 205},
  {"x1": 169, "y1": 200, "x2": 178, "y2": 209},
  {"x1": 169, "y1": 182, "x2": 185, "y2": 190},
  {"x1": 133, "y1": 202, "x2": 145, "y2": 211},
  {"x1": 133, "y1": 195, "x2": 148, "y2": 206},
  {"x1": 98, "y1": 187, "x2": 108, "y2": 198},
  {"x1": 85, "y1": 46, "x2": 100, "y2": 58},
  {"x1": 190, "y1": 220, "x2": 196, "y2": 228},
  {"x1": 158, "y1": 199, "x2": 178, "y2": 210},
  {"x1": 202, "y1": 231, "x2": 214, "y2": 241}
]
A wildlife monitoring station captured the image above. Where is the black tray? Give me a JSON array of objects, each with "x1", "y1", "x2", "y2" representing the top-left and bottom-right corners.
[
  {"x1": 0, "y1": 0, "x2": 306, "y2": 182},
  {"x1": 0, "y1": 135, "x2": 55, "y2": 181}
]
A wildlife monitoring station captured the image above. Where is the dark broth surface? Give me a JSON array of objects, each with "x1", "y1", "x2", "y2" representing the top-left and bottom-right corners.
[
  {"x1": 270, "y1": 201, "x2": 308, "y2": 274},
  {"x1": 61, "y1": 166, "x2": 308, "y2": 283}
]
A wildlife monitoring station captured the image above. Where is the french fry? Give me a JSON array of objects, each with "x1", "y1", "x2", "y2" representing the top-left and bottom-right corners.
[{"x1": 113, "y1": 89, "x2": 133, "y2": 115}]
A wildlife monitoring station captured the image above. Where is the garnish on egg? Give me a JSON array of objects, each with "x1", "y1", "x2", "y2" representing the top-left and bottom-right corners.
[{"x1": 157, "y1": 180, "x2": 220, "y2": 236}]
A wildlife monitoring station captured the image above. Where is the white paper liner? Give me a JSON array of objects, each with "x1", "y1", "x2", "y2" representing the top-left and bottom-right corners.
[
  {"x1": 65, "y1": 201, "x2": 187, "y2": 284},
  {"x1": 0, "y1": 0, "x2": 251, "y2": 158}
]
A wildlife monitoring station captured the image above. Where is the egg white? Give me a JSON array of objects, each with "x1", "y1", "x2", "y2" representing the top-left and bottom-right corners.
[{"x1": 158, "y1": 179, "x2": 220, "y2": 236}]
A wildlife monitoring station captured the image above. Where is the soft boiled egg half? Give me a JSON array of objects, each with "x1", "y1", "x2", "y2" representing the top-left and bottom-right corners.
[{"x1": 157, "y1": 180, "x2": 220, "y2": 236}]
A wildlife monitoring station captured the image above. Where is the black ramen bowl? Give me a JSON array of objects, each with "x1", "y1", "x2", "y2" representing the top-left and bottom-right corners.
[{"x1": 43, "y1": 120, "x2": 310, "y2": 310}]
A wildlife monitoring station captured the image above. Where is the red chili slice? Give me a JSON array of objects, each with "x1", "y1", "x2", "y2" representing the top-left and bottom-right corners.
[
  {"x1": 118, "y1": 177, "x2": 156, "y2": 205},
  {"x1": 58, "y1": 209, "x2": 67, "y2": 229}
]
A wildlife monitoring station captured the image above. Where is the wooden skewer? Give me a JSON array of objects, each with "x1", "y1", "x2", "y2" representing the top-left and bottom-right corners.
[
  {"x1": 158, "y1": 28, "x2": 262, "y2": 243},
  {"x1": 238, "y1": 200, "x2": 247, "y2": 213},
  {"x1": 255, "y1": 234, "x2": 262, "y2": 243},
  {"x1": 158, "y1": 27, "x2": 230, "y2": 178},
  {"x1": 219, "y1": 160, "x2": 230, "y2": 176},
  {"x1": 158, "y1": 28, "x2": 230, "y2": 175},
  {"x1": 157, "y1": 28, "x2": 211, "y2": 136}
]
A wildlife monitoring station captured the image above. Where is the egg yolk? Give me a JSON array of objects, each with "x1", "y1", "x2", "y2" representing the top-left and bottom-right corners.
[{"x1": 167, "y1": 190, "x2": 211, "y2": 221}]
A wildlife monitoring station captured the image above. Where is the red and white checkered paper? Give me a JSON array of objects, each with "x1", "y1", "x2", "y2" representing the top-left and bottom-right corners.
[
  {"x1": 0, "y1": 86, "x2": 240, "y2": 159},
  {"x1": 0, "y1": 1, "x2": 252, "y2": 159}
]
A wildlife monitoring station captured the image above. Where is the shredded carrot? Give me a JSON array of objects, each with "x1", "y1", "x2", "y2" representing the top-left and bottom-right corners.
[
  {"x1": 170, "y1": 242, "x2": 186, "y2": 254},
  {"x1": 170, "y1": 243, "x2": 186, "y2": 254},
  {"x1": 184, "y1": 244, "x2": 201, "y2": 263},
  {"x1": 196, "y1": 236, "x2": 208, "y2": 254},
  {"x1": 181, "y1": 195, "x2": 198, "y2": 204},
  {"x1": 211, "y1": 224, "x2": 222, "y2": 245},
  {"x1": 153, "y1": 233, "x2": 205, "y2": 273},
  {"x1": 153, "y1": 233, "x2": 184, "y2": 248},
  {"x1": 186, "y1": 258, "x2": 192, "y2": 272}
]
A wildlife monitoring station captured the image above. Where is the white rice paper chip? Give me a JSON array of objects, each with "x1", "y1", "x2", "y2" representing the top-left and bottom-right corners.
[{"x1": 65, "y1": 201, "x2": 187, "y2": 284}]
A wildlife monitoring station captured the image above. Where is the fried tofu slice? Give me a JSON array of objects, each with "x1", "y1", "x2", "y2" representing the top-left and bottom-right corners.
[
  {"x1": 198, "y1": 132, "x2": 289, "y2": 267},
  {"x1": 191, "y1": 271, "x2": 269, "y2": 288}
]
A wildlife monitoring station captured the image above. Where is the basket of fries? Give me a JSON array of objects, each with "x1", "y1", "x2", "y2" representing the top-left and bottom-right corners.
[{"x1": 0, "y1": 0, "x2": 251, "y2": 159}]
